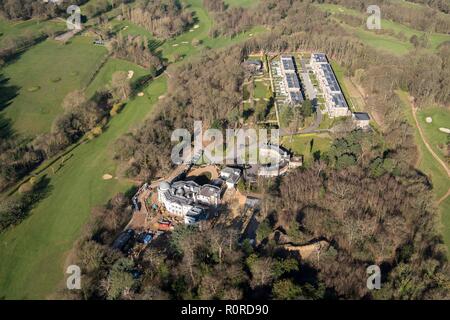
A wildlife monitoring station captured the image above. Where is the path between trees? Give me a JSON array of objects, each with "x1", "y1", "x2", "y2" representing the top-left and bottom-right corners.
[{"x1": 410, "y1": 96, "x2": 450, "y2": 203}]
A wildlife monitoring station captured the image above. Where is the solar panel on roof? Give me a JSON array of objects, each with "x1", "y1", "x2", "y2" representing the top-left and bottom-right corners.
[
  {"x1": 321, "y1": 64, "x2": 340, "y2": 92},
  {"x1": 282, "y1": 58, "x2": 295, "y2": 71},
  {"x1": 285, "y1": 73, "x2": 300, "y2": 89},
  {"x1": 332, "y1": 93, "x2": 348, "y2": 108}
]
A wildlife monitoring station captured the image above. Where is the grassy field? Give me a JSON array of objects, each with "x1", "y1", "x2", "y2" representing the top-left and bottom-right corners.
[
  {"x1": 282, "y1": 133, "x2": 332, "y2": 165},
  {"x1": 110, "y1": 20, "x2": 156, "y2": 42},
  {"x1": 0, "y1": 0, "x2": 268, "y2": 299},
  {"x1": 0, "y1": 75, "x2": 168, "y2": 299},
  {"x1": 1, "y1": 36, "x2": 108, "y2": 135},
  {"x1": 316, "y1": 3, "x2": 450, "y2": 55},
  {"x1": 397, "y1": 91, "x2": 450, "y2": 252},
  {"x1": 86, "y1": 58, "x2": 150, "y2": 97},
  {"x1": 416, "y1": 107, "x2": 450, "y2": 164},
  {"x1": 156, "y1": 0, "x2": 265, "y2": 61},
  {"x1": 352, "y1": 28, "x2": 412, "y2": 55},
  {"x1": 0, "y1": 18, "x2": 66, "y2": 45},
  {"x1": 253, "y1": 80, "x2": 271, "y2": 100}
]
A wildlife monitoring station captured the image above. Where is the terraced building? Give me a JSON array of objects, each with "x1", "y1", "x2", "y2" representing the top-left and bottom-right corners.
[{"x1": 310, "y1": 53, "x2": 350, "y2": 118}]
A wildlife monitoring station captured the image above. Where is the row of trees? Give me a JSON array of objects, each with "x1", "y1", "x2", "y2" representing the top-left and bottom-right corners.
[
  {"x1": 235, "y1": 0, "x2": 450, "y2": 108},
  {"x1": 0, "y1": 76, "x2": 132, "y2": 192},
  {"x1": 408, "y1": 0, "x2": 450, "y2": 14},
  {"x1": 63, "y1": 129, "x2": 449, "y2": 299},
  {"x1": 256, "y1": 128, "x2": 449, "y2": 299},
  {"x1": 0, "y1": 0, "x2": 87, "y2": 20},
  {"x1": 109, "y1": 34, "x2": 163, "y2": 71},
  {"x1": 120, "y1": 0, "x2": 194, "y2": 40},
  {"x1": 0, "y1": 176, "x2": 51, "y2": 233},
  {"x1": 203, "y1": 0, "x2": 253, "y2": 37},
  {"x1": 0, "y1": 28, "x2": 58, "y2": 63},
  {"x1": 83, "y1": 0, "x2": 131, "y2": 18},
  {"x1": 0, "y1": 77, "x2": 44, "y2": 192},
  {"x1": 323, "y1": 0, "x2": 450, "y2": 34},
  {"x1": 61, "y1": 194, "x2": 324, "y2": 300},
  {"x1": 57, "y1": 192, "x2": 134, "y2": 299},
  {"x1": 114, "y1": 47, "x2": 246, "y2": 181},
  {"x1": 55, "y1": 0, "x2": 450, "y2": 300}
]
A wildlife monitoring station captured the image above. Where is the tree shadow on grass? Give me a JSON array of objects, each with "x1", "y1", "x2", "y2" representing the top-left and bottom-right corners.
[
  {"x1": 0, "y1": 113, "x2": 14, "y2": 140},
  {"x1": 0, "y1": 74, "x2": 20, "y2": 112},
  {"x1": 26, "y1": 175, "x2": 53, "y2": 210},
  {"x1": 0, "y1": 175, "x2": 53, "y2": 233}
]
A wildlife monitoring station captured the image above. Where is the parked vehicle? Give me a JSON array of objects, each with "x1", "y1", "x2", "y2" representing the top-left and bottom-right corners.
[{"x1": 137, "y1": 232, "x2": 153, "y2": 245}]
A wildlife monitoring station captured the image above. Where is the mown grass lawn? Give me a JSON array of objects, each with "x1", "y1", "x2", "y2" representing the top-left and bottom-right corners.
[
  {"x1": 0, "y1": 75, "x2": 168, "y2": 299},
  {"x1": 86, "y1": 58, "x2": 150, "y2": 97},
  {"x1": 282, "y1": 133, "x2": 332, "y2": 165},
  {"x1": 0, "y1": 0, "x2": 269, "y2": 299},
  {"x1": 353, "y1": 28, "x2": 412, "y2": 55},
  {"x1": 110, "y1": 20, "x2": 157, "y2": 43},
  {"x1": 253, "y1": 80, "x2": 270, "y2": 100},
  {"x1": 1, "y1": 36, "x2": 108, "y2": 135},
  {"x1": 157, "y1": 0, "x2": 265, "y2": 61},
  {"x1": 398, "y1": 91, "x2": 450, "y2": 253},
  {"x1": 417, "y1": 107, "x2": 450, "y2": 164},
  {"x1": 0, "y1": 18, "x2": 66, "y2": 45},
  {"x1": 315, "y1": 3, "x2": 450, "y2": 55}
]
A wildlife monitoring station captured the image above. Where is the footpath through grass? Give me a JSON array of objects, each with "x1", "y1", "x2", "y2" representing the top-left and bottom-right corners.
[
  {"x1": 0, "y1": 0, "x2": 269, "y2": 299},
  {"x1": 315, "y1": 3, "x2": 450, "y2": 55},
  {"x1": 416, "y1": 107, "x2": 450, "y2": 164},
  {"x1": 398, "y1": 91, "x2": 450, "y2": 252},
  {"x1": 0, "y1": 76, "x2": 168, "y2": 299},
  {"x1": 86, "y1": 58, "x2": 149, "y2": 97}
]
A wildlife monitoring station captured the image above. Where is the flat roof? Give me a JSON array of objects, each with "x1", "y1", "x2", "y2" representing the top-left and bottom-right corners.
[
  {"x1": 312, "y1": 53, "x2": 328, "y2": 63},
  {"x1": 281, "y1": 56, "x2": 296, "y2": 71},
  {"x1": 332, "y1": 93, "x2": 348, "y2": 109},
  {"x1": 285, "y1": 73, "x2": 301, "y2": 89},
  {"x1": 321, "y1": 64, "x2": 340, "y2": 92},
  {"x1": 353, "y1": 112, "x2": 370, "y2": 120}
]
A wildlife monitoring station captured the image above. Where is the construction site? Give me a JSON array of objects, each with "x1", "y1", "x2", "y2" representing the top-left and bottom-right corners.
[{"x1": 112, "y1": 162, "x2": 264, "y2": 259}]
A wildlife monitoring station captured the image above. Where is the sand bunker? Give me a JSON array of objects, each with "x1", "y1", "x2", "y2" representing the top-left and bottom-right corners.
[
  {"x1": 194, "y1": 24, "x2": 199, "y2": 29},
  {"x1": 102, "y1": 174, "x2": 113, "y2": 180},
  {"x1": 137, "y1": 92, "x2": 144, "y2": 97},
  {"x1": 172, "y1": 43, "x2": 179, "y2": 47},
  {"x1": 426, "y1": 117, "x2": 433, "y2": 123},
  {"x1": 127, "y1": 70, "x2": 134, "y2": 79},
  {"x1": 439, "y1": 128, "x2": 450, "y2": 134}
]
